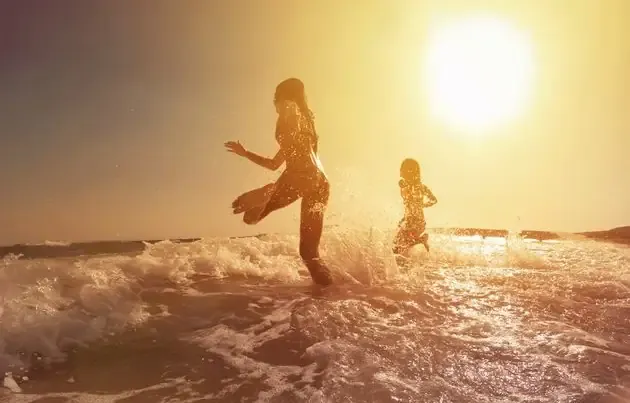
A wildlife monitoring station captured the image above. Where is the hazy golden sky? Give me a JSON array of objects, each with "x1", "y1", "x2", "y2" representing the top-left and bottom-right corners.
[{"x1": 0, "y1": 0, "x2": 628, "y2": 244}]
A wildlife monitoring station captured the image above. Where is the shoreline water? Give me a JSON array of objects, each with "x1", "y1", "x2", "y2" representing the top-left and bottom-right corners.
[
  {"x1": 1, "y1": 226, "x2": 629, "y2": 402},
  {"x1": 1, "y1": 226, "x2": 628, "y2": 261}
]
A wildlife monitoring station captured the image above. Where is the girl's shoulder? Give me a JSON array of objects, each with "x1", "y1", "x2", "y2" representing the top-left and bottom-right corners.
[
  {"x1": 276, "y1": 101, "x2": 315, "y2": 138},
  {"x1": 399, "y1": 179, "x2": 421, "y2": 189}
]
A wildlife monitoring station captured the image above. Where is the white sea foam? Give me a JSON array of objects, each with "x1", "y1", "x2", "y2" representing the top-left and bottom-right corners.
[{"x1": 0, "y1": 229, "x2": 628, "y2": 402}]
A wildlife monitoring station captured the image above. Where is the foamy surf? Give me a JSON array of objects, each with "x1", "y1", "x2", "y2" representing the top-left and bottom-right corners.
[{"x1": 1, "y1": 228, "x2": 629, "y2": 402}]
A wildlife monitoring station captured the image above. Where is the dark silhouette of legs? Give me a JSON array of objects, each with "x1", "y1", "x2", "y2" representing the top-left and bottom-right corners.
[
  {"x1": 299, "y1": 180, "x2": 333, "y2": 286},
  {"x1": 232, "y1": 183, "x2": 275, "y2": 214},
  {"x1": 420, "y1": 233, "x2": 429, "y2": 252},
  {"x1": 235, "y1": 171, "x2": 332, "y2": 285},
  {"x1": 246, "y1": 174, "x2": 300, "y2": 224},
  {"x1": 393, "y1": 218, "x2": 429, "y2": 268}
]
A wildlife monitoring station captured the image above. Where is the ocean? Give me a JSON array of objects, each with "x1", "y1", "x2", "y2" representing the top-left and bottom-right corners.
[{"x1": 1, "y1": 228, "x2": 629, "y2": 402}]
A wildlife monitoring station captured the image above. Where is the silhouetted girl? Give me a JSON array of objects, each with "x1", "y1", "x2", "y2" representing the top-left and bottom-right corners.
[
  {"x1": 225, "y1": 78, "x2": 333, "y2": 286},
  {"x1": 393, "y1": 158, "x2": 437, "y2": 267}
]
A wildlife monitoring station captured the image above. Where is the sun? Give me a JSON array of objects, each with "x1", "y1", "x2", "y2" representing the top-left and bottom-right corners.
[{"x1": 424, "y1": 14, "x2": 534, "y2": 134}]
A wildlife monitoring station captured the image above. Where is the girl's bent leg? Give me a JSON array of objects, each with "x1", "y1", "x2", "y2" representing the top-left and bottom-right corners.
[
  {"x1": 232, "y1": 183, "x2": 276, "y2": 214},
  {"x1": 254, "y1": 173, "x2": 300, "y2": 224}
]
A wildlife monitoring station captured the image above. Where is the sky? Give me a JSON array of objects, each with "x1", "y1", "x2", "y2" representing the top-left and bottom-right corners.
[{"x1": 0, "y1": 0, "x2": 629, "y2": 245}]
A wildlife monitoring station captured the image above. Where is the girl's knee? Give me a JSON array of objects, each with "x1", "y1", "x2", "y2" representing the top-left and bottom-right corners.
[{"x1": 393, "y1": 245, "x2": 409, "y2": 256}]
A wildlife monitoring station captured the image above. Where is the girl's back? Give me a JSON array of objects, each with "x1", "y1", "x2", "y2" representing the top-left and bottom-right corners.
[
  {"x1": 400, "y1": 179, "x2": 426, "y2": 221},
  {"x1": 275, "y1": 101, "x2": 321, "y2": 175}
]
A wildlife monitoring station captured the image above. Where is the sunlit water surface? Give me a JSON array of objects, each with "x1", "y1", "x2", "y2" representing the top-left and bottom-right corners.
[{"x1": 1, "y1": 230, "x2": 629, "y2": 402}]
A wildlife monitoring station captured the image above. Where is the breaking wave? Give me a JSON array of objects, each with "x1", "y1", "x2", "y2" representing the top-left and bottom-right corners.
[{"x1": 1, "y1": 228, "x2": 629, "y2": 402}]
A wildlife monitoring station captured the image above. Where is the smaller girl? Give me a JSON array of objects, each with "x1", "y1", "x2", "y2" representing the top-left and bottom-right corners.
[{"x1": 393, "y1": 158, "x2": 437, "y2": 266}]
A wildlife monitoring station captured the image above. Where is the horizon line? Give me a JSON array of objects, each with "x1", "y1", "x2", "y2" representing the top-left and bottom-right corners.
[{"x1": 2, "y1": 225, "x2": 628, "y2": 248}]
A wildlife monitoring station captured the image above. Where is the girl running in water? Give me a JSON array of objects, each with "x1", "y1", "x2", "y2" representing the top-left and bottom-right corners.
[
  {"x1": 393, "y1": 158, "x2": 437, "y2": 267},
  {"x1": 225, "y1": 78, "x2": 333, "y2": 286}
]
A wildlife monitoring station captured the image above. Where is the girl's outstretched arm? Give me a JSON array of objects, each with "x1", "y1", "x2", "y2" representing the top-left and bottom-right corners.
[
  {"x1": 225, "y1": 141, "x2": 285, "y2": 171},
  {"x1": 243, "y1": 148, "x2": 285, "y2": 171},
  {"x1": 423, "y1": 185, "x2": 438, "y2": 207}
]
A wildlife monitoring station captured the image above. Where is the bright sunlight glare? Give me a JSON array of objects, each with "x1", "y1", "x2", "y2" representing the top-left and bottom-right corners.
[{"x1": 425, "y1": 15, "x2": 535, "y2": 134}]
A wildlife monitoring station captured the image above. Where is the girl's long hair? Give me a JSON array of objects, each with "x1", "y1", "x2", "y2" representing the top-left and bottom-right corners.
[{"x1": 274, "y1": 78, "x2": 314, "y2": 121}]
